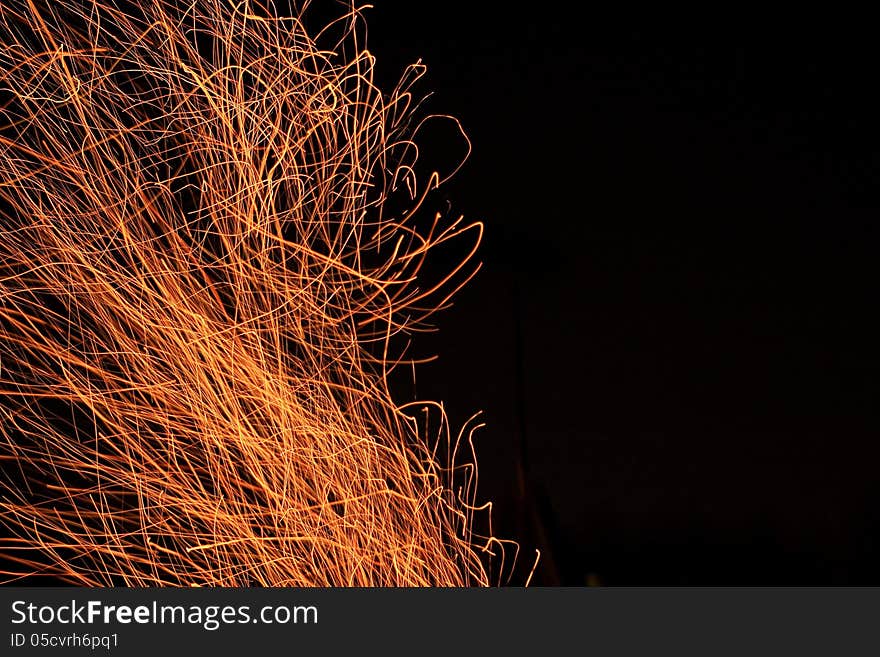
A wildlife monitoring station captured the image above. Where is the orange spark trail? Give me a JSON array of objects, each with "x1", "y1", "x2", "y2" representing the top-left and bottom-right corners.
[{"x1": 0, "y1": 0, "x2": 514, "y2": 586}]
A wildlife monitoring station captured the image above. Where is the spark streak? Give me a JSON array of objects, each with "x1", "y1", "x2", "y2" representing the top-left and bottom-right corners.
[{"x1": 0, "y1": 0, "x2": 512, "y2": 586}]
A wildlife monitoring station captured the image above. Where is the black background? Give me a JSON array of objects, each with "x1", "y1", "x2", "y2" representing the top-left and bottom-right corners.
[
  {"x1": 366, "y1": 7, "x2": 880, "y2": 585},
  {"x1": 3, "y1": 3, "x2": 878, "y2": 587}
]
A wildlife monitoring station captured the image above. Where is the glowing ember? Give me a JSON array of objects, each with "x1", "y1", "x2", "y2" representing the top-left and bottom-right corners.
[{"x1": 0, "y1": 0, "x2": 515, "y2": 586}]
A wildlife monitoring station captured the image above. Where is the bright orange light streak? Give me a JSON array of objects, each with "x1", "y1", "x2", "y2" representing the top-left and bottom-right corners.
[{"x1": 0, "y1": 0, "x2": 516, "y2": 586}]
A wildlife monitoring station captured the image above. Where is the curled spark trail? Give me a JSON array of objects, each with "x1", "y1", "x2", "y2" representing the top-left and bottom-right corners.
[{"x1": 0, "y1": 0, "x2": 514, "y2": 586}]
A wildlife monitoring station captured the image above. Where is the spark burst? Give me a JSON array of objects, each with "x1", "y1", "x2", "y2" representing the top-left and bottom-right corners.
[{"x1": 0, "y1": 0, "x2": 515, "y2": 586}]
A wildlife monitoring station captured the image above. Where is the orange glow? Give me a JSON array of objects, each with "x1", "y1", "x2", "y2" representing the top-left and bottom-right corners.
[{"x1": 0, "y1": 0, "x2": 514, "y2": 586}]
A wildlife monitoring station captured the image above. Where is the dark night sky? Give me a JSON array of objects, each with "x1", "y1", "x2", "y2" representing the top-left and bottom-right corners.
[
  {"x1": 3, "y1": 3, "x2": 876, "y2": 587},
  {"x1": 367, "y1": 8, "x2": 880, "y2": 584}
]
